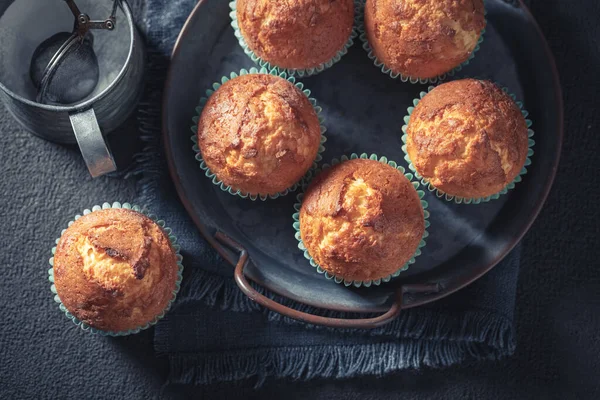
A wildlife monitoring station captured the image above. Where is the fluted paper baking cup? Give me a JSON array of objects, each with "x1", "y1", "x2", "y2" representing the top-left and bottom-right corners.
[
  {"x1": 292, "y1": 153, "x2": 430, "y2": 288},
  {"x1": 191, "y1": 67, "x2": 327, "y2": 201},
  {"x1": 48, "y1": 202, "x2": 184, "y2": 336},
  {"x1": 229, "y1": 0, "x2": 360, "y2": 77},
  {"x1": 357, "y1": 0, "x2": 486, "y2": 84},
  {"x1": 401, "y1": 85, "x2": 535, "y2": 204}
]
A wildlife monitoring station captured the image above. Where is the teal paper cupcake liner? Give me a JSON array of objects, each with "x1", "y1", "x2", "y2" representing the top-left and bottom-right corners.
[
  {"x1": 229, "y1": 0, "x2": 360, "y2": 77},
  {"x1": 357, "y1": 0, "x2": 486, "y2": 84},
  {"x1": 401, "y1": 85, "x2": 535, "y2": 204},
  {"x1": 48, "y1": 202, "x2": 184, "y2": 336},
  {"x1": 191, "y1": 67, "x2": 327, "y2": 201},
  {"x1": 292, "y1": 153, "x2": 430, "y2": 288}
]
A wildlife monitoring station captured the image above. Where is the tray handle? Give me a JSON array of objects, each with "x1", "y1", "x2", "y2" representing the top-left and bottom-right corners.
[{"x1": 214, "y1": 232, "x2": 439, "y2": 329}]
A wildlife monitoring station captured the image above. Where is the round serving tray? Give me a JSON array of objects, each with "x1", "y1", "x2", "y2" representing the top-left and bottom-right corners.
[{"x1": 163, "y1": 0, "x2": 562, "y2": 328}]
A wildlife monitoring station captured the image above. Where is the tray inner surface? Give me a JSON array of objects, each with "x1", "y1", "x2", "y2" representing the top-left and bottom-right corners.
[{"x1": 164, "y1": 0, "x2": 560, "y2": 312}]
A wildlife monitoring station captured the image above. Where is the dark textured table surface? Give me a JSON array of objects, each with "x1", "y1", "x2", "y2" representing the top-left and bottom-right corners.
[{"x1": 1, "y1": 1, "x2": 599, "y2": 399}]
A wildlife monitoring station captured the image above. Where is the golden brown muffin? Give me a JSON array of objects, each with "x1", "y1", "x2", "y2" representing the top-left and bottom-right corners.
[
  {"x1": 198, "y1": 74, "x2": 322, "y2": 196},
  {"x1": 406, "y1": 79, "x2": 529, "y2": 199},
  {"x1": 236, "y1": 0, "x2": 355, "y2": 70},
  {"x1": 364, "y1": 0, "x2": 486, "y2": 79},
  {"x1": 300, "y1": 159, "x2": 424, "y2": 282},
  {"x1": 53, "y1": 209, "x2": 179, "y2": 332}
]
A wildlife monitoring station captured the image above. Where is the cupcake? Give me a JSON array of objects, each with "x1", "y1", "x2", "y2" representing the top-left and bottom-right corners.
[
  {"x1": 405, "y1": 79, "x2": 529, "y2": 199},
  {"x1": 363, "y1": 0, "x2": 486, "y2": 80},
  {"x1": 51, "y1": 207, "x2": 180, "y2": 333},
  {"x1": 197, "y1": 73, "x2": 322, "y2": 197},
  {"x1": 234, "y1": 0, "x2": 355, "y2": 73},
  {"x1": 299, "y1": 158, "x2": 425, "y2": 284}
]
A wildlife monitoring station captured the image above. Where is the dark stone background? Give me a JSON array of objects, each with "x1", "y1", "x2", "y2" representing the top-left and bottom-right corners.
[{"x1": 1, "y1": 0, "x2": 598, "y2": 399}]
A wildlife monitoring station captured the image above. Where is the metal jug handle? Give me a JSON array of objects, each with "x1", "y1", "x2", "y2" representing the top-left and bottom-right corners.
[{"x1": 69, "y1": 108, "x2": 116, "y2": 178}]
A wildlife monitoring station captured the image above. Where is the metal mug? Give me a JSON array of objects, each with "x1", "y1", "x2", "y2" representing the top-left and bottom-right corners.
[{"x1": 0, "y1": 0, "x2": 144, "y2": 177}]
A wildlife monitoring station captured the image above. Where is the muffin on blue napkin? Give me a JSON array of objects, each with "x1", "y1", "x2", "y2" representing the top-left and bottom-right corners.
[{"x1": 52, "y1": 207, "x2": 180, "y2": 334}]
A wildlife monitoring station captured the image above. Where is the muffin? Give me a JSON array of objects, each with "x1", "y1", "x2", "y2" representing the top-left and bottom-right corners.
[
  {"x1": 299, "y1": 158, "x2": 425, "y2": 283},
  {"x1": 235, "y1": 0, "x2": 355, "y2": 71},
  {"x1": 364, "y1": 0, "x2": 486, "y2": 79},
  {"x1": 52, "y1": 208, "x2": 179, "y2": 333},
  {"x1": 405, "y1": 79, "x2": 529, "y2": 199},
  {"x1": 197, "y1": 73, "x2": 322, "y2": 196}
]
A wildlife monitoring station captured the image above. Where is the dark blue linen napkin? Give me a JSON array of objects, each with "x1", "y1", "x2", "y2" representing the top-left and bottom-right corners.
[{"x1": 134, "y1": 0, "x2": 519, "y2": 386}]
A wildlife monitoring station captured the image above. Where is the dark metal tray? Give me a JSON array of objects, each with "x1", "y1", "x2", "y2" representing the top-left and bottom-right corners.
[{"x1": 162, "y1": 0, "x2": 562, "y2": 328}]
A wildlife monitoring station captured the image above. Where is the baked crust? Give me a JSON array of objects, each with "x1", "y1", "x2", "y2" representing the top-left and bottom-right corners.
[
  {"x1": 364, "y1": 0, "x2": 485, "y2": 79},
  {"x1": 300, "y1": 159, "x2": 424, "y2": 282},
  {"x1": 237, "y1": 0, "x2": 355, "y2": 69},
  {"x1": 53, "y1": 209, "x2": 178, "y2": 332},
  {"x1": 198, "y1": 74, "x2": 321, "y2": 195},
  {"x1": 406, "y1": 79, "x2": 529, "y2": 198}
]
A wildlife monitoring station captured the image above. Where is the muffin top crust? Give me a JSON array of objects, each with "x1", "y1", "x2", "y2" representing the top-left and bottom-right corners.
[
  {"x1": 406, "y1": 79, "x2": 529, "y2": 198},
  {"x1": 236, "y1": 0, "x2": 355, "y2": 69},
  {"x1": 300, "y1": 158, "x2": 424, "y2": 282},
  {"x1": 364, "y1": 0, "x2": 486, "y2": 79},
  {"x1": 53, "y1": 208, "x2": 178, "y2": 332},
  {"x1": 198, "y1": 73, "x2": 322, "y2": 195}
]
